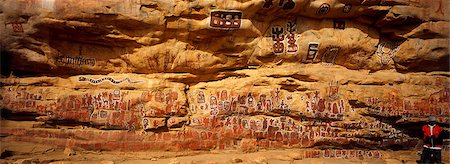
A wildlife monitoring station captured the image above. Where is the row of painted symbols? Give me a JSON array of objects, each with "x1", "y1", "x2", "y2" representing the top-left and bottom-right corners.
[
  {"x1": 0, "y1": 86, "x2": 186, "y2": 130},
  {"x1": 342, "y1": 120, "x2": 393, "y2": 131},
  {"x1": 263, "y1": 1, "x2": 351, "y2": 14},
  {"x1": 90, "y1": 110, "x2": 140, "y2": 130},
  {"x1": 56, "y1": 56, "x2": 96, "y2": 67},
  {"x1": 140, "y1": 125, "x2": 411, "y2": 149},
  {"x1": 190, "y1": 115, "x2": 341, "y2": 139},
  {"x1": 192, "y1": 89, "x2": 292, "y2": 115},
  {"x1": 188, "y1": 114, "x2": 416, "y2": 148},
  {"x1": 0, "y1": 88, "x2": 46, "y2": 113},
  {"x1": 366, "y1": 88, "x2": 450, "y2": 119},
  {"x1": 55, "y1": 90, "x2": 131, "y2": 112},
  {"x1": 302, "y1": 149, "x2": 382, "y2": 159},
  {"x1": 210, "y1": 10, "x2": 242, "y2": 29},
  {"x1": 54, "y1": 89, "x2": 181, "y2": 113},
  {"x1": 342, "y1": 129, "x2": 409, "y2": 139}
]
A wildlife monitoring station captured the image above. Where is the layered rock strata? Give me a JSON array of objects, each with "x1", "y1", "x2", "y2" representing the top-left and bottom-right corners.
[{"x1": 0, "y1": 0, "x2": 449, "y2": 154}]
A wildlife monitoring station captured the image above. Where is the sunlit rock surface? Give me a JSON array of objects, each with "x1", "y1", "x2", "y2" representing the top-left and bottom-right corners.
[{"x1": 0, "y1": 0, "x2": 448, "y2": 161}]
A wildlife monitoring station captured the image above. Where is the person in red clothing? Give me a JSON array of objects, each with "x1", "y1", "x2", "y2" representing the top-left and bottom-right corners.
[{"x1": 420, "y1": 116, "x2": 446, "y2": 164}]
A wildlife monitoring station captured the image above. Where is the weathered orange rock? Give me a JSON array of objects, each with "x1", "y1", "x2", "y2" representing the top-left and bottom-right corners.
[
  {"x1": 0, "y1": 0, "x2": 448, "y2": 153},
  {"x1": 167, "y1": 117, "x2": 188, "y2": 128}
]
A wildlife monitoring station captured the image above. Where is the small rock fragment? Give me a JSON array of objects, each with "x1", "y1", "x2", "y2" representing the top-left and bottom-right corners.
[
  {"x1": 63, "y1": 148, "x2": 76, "y2": 156},
  {"x1": 232, "y1": 158, "x2": 243, "y2": 163}
]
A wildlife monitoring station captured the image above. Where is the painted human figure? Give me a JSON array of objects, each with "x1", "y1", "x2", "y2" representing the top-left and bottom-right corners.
[
  {"x1": 265, "y1": 99, "x2": 273, "y2": 112},
  {"x1": 155, "y1": 91, "x2": 164, "y2": 103},
  {"x1": 197, "y1": 91, "x2": 205, "y2": 103},
  {"x1": 210, "y1": 96, "x2": 218, "y2": 110},
  {"x1": 238, "y1": 95, "x2": 246, "y2": 106},
  {"x1": 220, "y1": 90, "x2": 228, "y2": 101},
  {"x1": 247, "y1": 93, "x2": 255, "y2": 108},
  {"x1": 223, "y1": 101, "x2": 231, "y2": 112},
  {"x1": 435, "y1": 0, "x2": 444, "y2": 15},
  {"x1": 231, "y1": 97, "x2": 238, "y2": 112},
  {"x1": 256, "y1": 101, "x2": 263, "y2": 112},
  {"x1": 257, "y1": 94, "x2": 266, "y2": 112}
]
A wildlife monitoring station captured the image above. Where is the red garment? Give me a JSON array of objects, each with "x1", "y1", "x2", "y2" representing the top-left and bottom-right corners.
[{"x1": 422, "y1": 125, "x2": 443, "y2": 149}]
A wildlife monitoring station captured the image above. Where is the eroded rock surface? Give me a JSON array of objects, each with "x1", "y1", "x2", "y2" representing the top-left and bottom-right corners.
[{"x1": 0, "y1": 0, "x2": 449, "y2": 156}]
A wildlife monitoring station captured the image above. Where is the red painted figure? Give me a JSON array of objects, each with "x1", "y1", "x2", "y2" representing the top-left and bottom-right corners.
[{"x1": 435, "y1": 0, "x2": 444, "y2": 15}]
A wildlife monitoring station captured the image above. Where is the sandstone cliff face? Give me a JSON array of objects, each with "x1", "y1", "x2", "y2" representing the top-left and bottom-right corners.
[{"x1": 0, "y1": 0, "x2": 449, "y2": 156}]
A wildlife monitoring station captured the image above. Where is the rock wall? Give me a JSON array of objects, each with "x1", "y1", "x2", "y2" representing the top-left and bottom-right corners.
[{"x1": 0, "y1": 0, "x2": 449, "y2": 153}]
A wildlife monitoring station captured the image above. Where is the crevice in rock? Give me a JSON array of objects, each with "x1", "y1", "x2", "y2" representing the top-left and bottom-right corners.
[
  {"x1": 168, "y1": 121, "x2": 187, "y2": 129},
  {"x1": 252, "y1": 80, "x2": 271, "y2": 86},
  {"x1": 44, "y1": 120, "x2": 92, "y2": 128},
  {"x1": 183, "y1": 82, "x2": 192, "y2": 128},
  {"x1": 140, "y1": 3, "x2": 158, "y2": 9},
  {"x1": 362, "y1": 114, "x2": 401, "y2": 125},
  {"x1": 1, "y1": 50, "x2": 111, "y2": 77},
  {"x1": 394, "y1": 121, "x2": 450, "y2": 139},
  {"x1": 268, "y1": 74, "x2": 318, "y2": 82},
  {"x1": 0, "y1": 150, "x2": 13, "y2": 159},
  {"x1": 396, "y1": 53, "x2": 449, "y2": 73},
  {"x1": 0, "y1": 109, "x2": 41, "y2": 121},
  {"x1": 166, "y1": 72, "x2": 249, "y2": 86},
  {"x1": 144, "y1": 126, "x2": 170, "y2": 133},
  {"x1": 280, "y1": 84, "x2": 307, "y2": 92},
  {"x1": 408, "y1": 30, "x2": 447, "y2": 39},
  {"x1": 348, "y1": 100, "x2": 369, "y2": 108},
  {"x1": 0, "y1": 51, "x2": 14, "y2": 77},
  {"x1": 15, "y1": 81, "x2": 54, "y2": 87},
  {"x1": 384, "y1": 144, "x2": 411, "y2": 151},
  {"x1": 119, "y1": 87, "x2": 138, "y2": 90}
]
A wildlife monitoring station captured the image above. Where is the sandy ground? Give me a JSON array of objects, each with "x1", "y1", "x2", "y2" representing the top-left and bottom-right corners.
[{"x1": 2, "y1": 141, "x2": 449, "y2": 164}]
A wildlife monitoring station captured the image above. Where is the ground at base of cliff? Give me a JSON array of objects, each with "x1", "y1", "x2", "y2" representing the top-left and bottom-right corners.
[{"x1": 1, "y1": 141, "x2": 449, "y2": 164}]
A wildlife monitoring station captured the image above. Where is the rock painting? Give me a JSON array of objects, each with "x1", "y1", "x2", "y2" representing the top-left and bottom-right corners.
[
  {"x1": 322, "y1": 46, "x2": 340, "y2": 64},
  {"x1": 78, "y1": 77, "x2": 144, "y2": 85},
  {"x1": 343, "y1": 4, "x2": 352, "y2": 13},
  {"x1": 263, "y1": 0, "x2": 295, "y2": 10},
  {"x1": 271, "y1": 19, "x2": 299, "y2": 55},
  {"x1": 317, "y1": 3, "x2": 331, "y2": 15},
  {"x1": 210, "y1": 10, "x2": 242, "y2": 29},
  {"x1": 56, "y1": 56, "x2": 96, "y2": 66},
  {"x1": 272, "y1": 25, "x2": 285, "y2": 54},
  {"x1": 305, "y1": 42, "x2": 320, "y2": 62},
  {"x1": 5, "y1": 22, "x2": 24, "y2": 33},
  {"x1": 375, "y1": 42, "x2": 400, "y2": 65}
]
